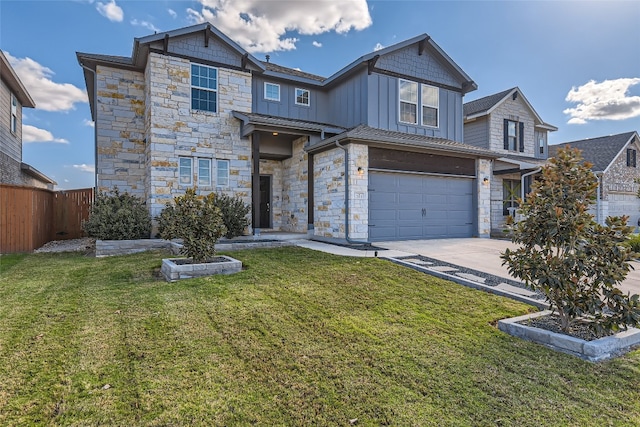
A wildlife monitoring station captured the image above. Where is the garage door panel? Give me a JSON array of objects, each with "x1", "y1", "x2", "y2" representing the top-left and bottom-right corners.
[{"x1": 369, "y1": 171, "x2": 475, "y2": 241}]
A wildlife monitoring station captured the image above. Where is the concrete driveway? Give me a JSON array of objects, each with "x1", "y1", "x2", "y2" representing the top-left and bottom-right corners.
[{"x1": 377, "y1": 238, "x2": 640, "y2": 296}]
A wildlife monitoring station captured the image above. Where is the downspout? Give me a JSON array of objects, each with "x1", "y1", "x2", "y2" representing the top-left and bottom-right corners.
[
  {"x1": 521, "y1": 167, "x2": 541, "y2": 202},
  {"x1": 335, "y1": 140, "x2": 370, "y2": 245},
  {"x1": 80, "y1": 63, "x2": 98, "y2": 194},
  {"x1": 595, "y1": 172, "x2": 602, "y2": 225}
]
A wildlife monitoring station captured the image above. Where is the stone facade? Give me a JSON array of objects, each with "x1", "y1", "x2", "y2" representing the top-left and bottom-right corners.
[
  {"x1": 95, "y1": 65, "x2": 146, "y2": 197},
  {"x1": 281, "y1": 137, "x2": 309, "y2": 233},
  {"x1": 145, "y1": 53, "x2": 252, "y2": 218},
  {"x1": 487, "y1": 96, "x2": 537, "y2": 157},
  {"x1": 476, "y1": 158, "x2": 492, "y2": 238},
  {"x1": 313, "y1": 143, "x2": 368, "y2": 240},
  {"x1": 598, "y1": 138, "x2": 640, "y2": 227}
]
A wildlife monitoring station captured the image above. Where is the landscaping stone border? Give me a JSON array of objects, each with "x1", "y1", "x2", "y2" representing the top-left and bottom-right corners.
[
  {"x1": 161, "y1": 255, "x2": 242, "y2": 282},
  {"x1": 96, "y1": 238, "x2": 296, "y2": 257},
  {"x1": 498, "y1": 310, "x2": 640, "y2": 362}
]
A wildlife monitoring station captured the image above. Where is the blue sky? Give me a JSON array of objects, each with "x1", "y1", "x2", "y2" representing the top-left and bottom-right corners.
[{"x1": 1, "y1": 0, "x2": 639, "y2": 189}]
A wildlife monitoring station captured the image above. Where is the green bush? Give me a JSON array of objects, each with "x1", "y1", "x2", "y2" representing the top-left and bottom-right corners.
[
  {"x1": 502, "y1": 146, "x2": 640, "y2": 334},
  {"x1": 158, "y1": 188, "x2": 227, "y2": 263},
  {"x1": 214, "y1": 192, "x2": 251, "y2": 239},
  {"x1": 83, "y1": 187, "x2": 151, "y2": 240}
]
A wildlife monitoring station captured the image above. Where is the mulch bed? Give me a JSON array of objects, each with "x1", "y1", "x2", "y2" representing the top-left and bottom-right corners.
[{"x1": 519, "y1": 314, "x2": 615, "y2": 341}]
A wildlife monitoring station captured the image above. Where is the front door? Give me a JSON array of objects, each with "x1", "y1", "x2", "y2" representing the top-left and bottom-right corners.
[{"x1": 259, "y1": 175, "x2": 271, "y2": 229}]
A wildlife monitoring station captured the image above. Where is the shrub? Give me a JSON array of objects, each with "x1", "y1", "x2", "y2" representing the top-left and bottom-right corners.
[
  {"x1": 501, "y1": 147, "x2": 640, "y2": 334},
  {"x1": 158, "y1": 188, "x2": 227, "y2": 263},
  {"x1": 626, "y1": 234, "x2": 640, "y2": 254},
  {"x1": 214, "y1": 192, "x2": 251, "y2": 239},
  {"x1": 83, "y1": 187, "x2": 151, "y2": 240}
]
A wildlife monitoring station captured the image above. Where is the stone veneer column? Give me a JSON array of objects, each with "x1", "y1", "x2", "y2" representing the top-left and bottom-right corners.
[
  {"x1": 477, "y1": 158, "x2": 491, "y2": 238},
  {"x1": 313, "y1": 143, "x2": 369, "y2": 241}
]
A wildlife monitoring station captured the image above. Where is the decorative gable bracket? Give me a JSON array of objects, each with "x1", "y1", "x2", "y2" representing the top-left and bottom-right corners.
[
  {"x1": 367, "y1": 55, "x2": 380, "y2": 75},
  {"x1": 418, "y1": 36, "x2": 431, "y2": 56}
]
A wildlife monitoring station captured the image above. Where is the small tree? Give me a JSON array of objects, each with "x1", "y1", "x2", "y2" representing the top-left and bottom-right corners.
[
  {"x1": 501, "y1": 147, "x2": 640, "y2": 334},
  {"x1": 83, "y1": 187, "x2": 151, "y2": 240},
  {"x1": 213, "y1": 192, "x2": 251, "y2": 239},
  {"x1": 158, "y1": 188, "x2": 226, "y2": 263}
]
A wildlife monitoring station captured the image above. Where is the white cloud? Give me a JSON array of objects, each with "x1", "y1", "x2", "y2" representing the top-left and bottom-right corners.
[
  {"x1": 131, "y1": 18, "x2": 160, "y2": 32},
  {"x1": 373, "y1": 42, "x2": 384, "y2": 52},
  {"x1": 73, "y1": 164, "x2": 96, "y2": 173},
  {"x1": 168, "y1": 8, "x2": 177, "y2": 18},
  {"x1": 312, "y1": 41, "x2": 322, "y2": 48},
  {"x1": 96, "y1": 0, "x2": 123, "y2": 22},
  {"x1": 5, "y1": 52, "x2": 87, "y2": 112},
  {"x1": 23, "y1": 125, "x2": 69, "y2": 144},
  {"x1": 83, "y1": 119, "x2": 95, "y2": 128},
  {"x1": 187, "y1": 0, "x2": 372, "y2": 53},
  {"x1": 564, "y1": 78, "x2": 640, "y2": 124}
]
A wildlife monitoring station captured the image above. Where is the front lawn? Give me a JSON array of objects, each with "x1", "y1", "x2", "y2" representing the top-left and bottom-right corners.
[{"x1": 1, "y1": 247, "x2": 639, "y2": 426}]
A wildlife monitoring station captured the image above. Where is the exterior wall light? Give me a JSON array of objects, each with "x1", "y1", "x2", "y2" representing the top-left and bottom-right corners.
[
  {"x1": 357, "y1": 167, "x2": 364, "y2": 176},
  {"x1": 483, "y1": 177, "x2": 490, "y2": 186}
]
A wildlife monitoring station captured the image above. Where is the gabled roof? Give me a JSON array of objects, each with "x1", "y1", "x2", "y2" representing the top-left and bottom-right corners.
[
  {"x1": 0, "y1": 50, "x2": 35, "y2": 108},
  {"x1": 306, "y1": 124, "x2": 498, "y2": 158},
  {"x1": 463, "y1": 87, "x2": 557, "y2": 131},
  {"x1": 549, "y1": 131, "x2": 639, "y2": 172},
  {"x1": 322, "y1": 34, "x2": 477, "y2": 93}
]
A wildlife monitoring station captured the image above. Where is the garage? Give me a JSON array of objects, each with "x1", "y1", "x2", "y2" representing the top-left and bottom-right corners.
[{"x1": 368, "y1": 171, "x2": 475, "y2": 241}]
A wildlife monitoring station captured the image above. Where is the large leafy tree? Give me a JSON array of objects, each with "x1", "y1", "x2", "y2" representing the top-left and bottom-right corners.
[{"x1": 501, "y1": 147, "x2": 640, "y2": 334}]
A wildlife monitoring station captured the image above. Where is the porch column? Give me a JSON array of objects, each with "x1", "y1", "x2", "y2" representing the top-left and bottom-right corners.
[
  {"x1": 477, "y1": 158, "x2": 492, "y2": 238},
  {"x1": 307, "y1": 153, "x2": 314, "y2": 234},
  {"x1": 252, "y1": 133, "x2": 261, "y2": 235}
]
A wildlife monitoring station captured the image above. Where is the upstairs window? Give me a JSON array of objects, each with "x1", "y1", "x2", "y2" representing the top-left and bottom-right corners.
[
  {"x1": 295, "y1": 88, "x2": 310, "y2": 106},
  {"x1": 10, "y1": 93, "x2": 17, "y2": 134},
  {"x1": 191, "y1": 64, "x2": 218, "y2": 113},
  {"x1": 265, "y1": 83, "x2": 280, "y2": 101},
  {"x1": 399, "y1": 79, "x2": 418, "y2": 124},
  {"x1": 421, "y1": 85, "x2": 439, "y2": 127},
  {"x1": 627, "y1": 148, "x2": 637, "y2": 167},
  {"x1": 539, "y1": 138, "x2": 545, "y2": 155},
  {"x1": 217, "y1": 159, "x2": 229, "y2": 187},
  {"x1": 504, "y1": 119, "x2": 524, "y2": 152}
]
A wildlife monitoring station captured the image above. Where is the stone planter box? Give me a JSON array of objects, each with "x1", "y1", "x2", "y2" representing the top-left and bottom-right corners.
[
  {"x1": 498, "y1": 310, "x2": 640, "y2": 362},
  {"x1": 161, "y1": 255, "x2": 242, "y2": 282}
]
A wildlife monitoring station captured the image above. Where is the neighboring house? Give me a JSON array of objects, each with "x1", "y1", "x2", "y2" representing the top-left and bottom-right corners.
[
  {"x1": 0, "y1": 50, "x2": 56, "y2": 190},
  {"x1": 77, "y1": 23, "x2": 499, "y2": 242},
  {"x1": 549, "y1": 131, "x2": 640, "y2": 228},
  {"x1": 463, "y1": 87, "x2": 557, "y2": 235}
]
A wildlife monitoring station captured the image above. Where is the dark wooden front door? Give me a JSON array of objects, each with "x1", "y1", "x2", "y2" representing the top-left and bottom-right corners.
[{"x1": 259, "y1": 175, "x2": 271, "y2": 229}]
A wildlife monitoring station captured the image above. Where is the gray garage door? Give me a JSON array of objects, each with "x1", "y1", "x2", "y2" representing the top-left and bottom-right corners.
[{"x1": 368, "y1": 171, "x2": 475, "y2": 241}]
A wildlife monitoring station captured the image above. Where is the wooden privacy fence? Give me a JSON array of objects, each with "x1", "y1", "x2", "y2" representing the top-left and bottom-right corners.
[{"x1": 0, "y1": 185, "x2": 94, "y2": 254}]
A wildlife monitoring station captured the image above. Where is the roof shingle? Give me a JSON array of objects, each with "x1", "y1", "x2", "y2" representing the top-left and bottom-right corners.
[
  {"x1": 463, "y1": 87, "x2": 515, "y2": 117},
  {"x1": 549, "y1": 132, "x2": 637, "y2": 172}
]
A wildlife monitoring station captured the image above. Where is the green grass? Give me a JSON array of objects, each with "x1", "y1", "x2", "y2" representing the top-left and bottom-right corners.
[{"x1": 1, "y1": 247, "x2": 639, "y2": 426}]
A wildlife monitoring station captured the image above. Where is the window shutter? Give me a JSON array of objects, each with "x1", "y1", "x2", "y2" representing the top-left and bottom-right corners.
[
  {"x1": 627, "y1": 149, "x2": 632, "y2": 166},
  {"x1": 634, "y1": 150, "x2": 637, "y2": 167},
  {"x1": 503, "y1": 120, "x2": 509, "y2": 150},
  {"x1": 519, "y1": 122, "x2": 525, "y2": 152}
]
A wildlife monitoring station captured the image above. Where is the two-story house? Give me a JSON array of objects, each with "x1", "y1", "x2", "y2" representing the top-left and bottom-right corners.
[
  {"x1": 78, "y1": 23, "x2": 498, "y2": 242},
  {"x1": 463, "y1": 87, "x2": 557, "y2": 235},
  {"x1": 550, "y1": 131, "x2": 640, "y2": 228},
  {"x1": 0, "y1": 50, "x2": 56, "y2": 190}
]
